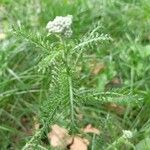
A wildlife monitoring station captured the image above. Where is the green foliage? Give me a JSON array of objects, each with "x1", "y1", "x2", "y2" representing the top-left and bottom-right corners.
[{"x1": 0, "y1": 0, "x2": 150, "y2": 149}]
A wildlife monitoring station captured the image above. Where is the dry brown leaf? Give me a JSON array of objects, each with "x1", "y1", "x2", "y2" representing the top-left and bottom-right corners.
[
  {"x1": 70, "y1": 136, "x2": 89, "y2": 150},
  {"x1": 111, "y1": 78, "x2": 121, "y2": 84},
  {"x1": 91, "y1": 63, "x2": 105, "y2": 75},
  {"x1": 104, "y1": 102, "x2": 125, "y2": 115},
  {"x1": 82, "y1": 124, "x2": 100, "y2": 135},
  {"x1": 106, "y1": 77, "x2": 122, "y2": 89},
  {"x1": 48, "y1": 124, "x2": 73, "y2": 148}
]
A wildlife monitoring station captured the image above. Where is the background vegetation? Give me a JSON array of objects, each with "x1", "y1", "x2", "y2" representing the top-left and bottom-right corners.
[{"x1": 0, "y1": 0, "x2": 150, "y2": 149}]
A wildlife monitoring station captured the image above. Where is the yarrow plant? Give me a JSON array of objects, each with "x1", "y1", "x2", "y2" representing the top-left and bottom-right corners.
[
  {"x1": 46, "y1": 15, "x2": 73, "y2": 37},
  {"x1": 14, "y1": 8, "x2": 143, "y2": 150}
]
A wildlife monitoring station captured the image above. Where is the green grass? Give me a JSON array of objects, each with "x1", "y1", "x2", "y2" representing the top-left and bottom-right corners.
[{"x1": 0, "y1": 0, "x2": 150, "y2": 149}]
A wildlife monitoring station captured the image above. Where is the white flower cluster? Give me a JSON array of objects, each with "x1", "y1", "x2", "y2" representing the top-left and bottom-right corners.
[
  {"x1": 46, "y1": 15, "x2": 73, "y2": 37},
  {"x1": 122, "y1": 130, "x2": 133, "y2": 139}
]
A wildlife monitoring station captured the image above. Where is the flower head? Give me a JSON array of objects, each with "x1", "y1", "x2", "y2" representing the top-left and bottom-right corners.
[
  {"x1": 46, "y1": 15, "x2": 73, "y2": 37},
  {"x1": 122, "y1": 130, "x2": 133, "y2": 139}
]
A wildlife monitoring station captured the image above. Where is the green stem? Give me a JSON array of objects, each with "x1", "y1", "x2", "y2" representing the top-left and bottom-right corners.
[
  {"x1": 68, "y1": 76, "x2": 75, "y2": 125},
  {"x1": 59, "y1": 35, "x2": 75, "y2": 127}
]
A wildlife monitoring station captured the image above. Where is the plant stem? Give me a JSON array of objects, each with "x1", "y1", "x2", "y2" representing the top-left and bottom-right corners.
[{"x1": 68, "y1": 76, "x2": 75, "y2": 126}]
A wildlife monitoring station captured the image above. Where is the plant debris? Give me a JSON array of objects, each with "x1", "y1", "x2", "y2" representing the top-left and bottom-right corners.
[
  {"x1": 82, "y1": 124, "x2": 100, "y2": 135},
  {"x1": 48, "y1": 124, "x2": 73, "y2": 148},
  {"x1": 104, "y1": 102, "x2": 125, "y2": 115},
  {"x1": 69, "y1": 136, "x2": 89, "y2": 150},
  {"x1": 90, "y1": 61, "x2": 105, "y2": 75},
  {"x1": 48, "y1": 124, "x2": 90, "y2": 149}
]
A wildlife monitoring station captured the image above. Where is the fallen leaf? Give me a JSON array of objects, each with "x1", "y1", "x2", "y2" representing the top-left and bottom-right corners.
[
  {"x1": 111, "y1": 77, "x2": 122, "y2": 85},
  {"x1": 70, "y1": 136, "x2": 89, "y2": 150},
  {"x1": 82, "y1": 124, "x2": 100, "y2": 135},
  {"x1": 104, "y1": 102, "x2": 125, "y2": 115},
  {"x1": 48, "y1": 124, "x2": 73, "y2": 148},
  {"x1": 105, "y1": 77, "x2": 122, "y2": 89},
  {"x1": 91, "y1": 62, "x2": 105, "y2": 75}
]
